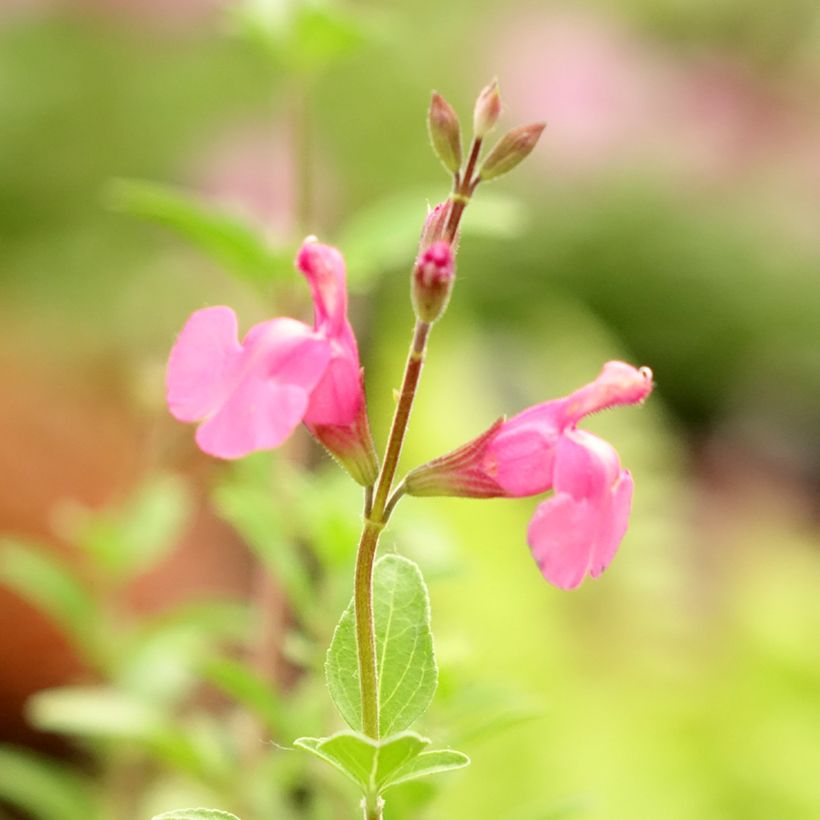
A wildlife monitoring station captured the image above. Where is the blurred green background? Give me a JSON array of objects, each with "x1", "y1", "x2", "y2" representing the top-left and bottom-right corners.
[{"x1": 1, "y1": 0, "x2": 819, "y2": 818}]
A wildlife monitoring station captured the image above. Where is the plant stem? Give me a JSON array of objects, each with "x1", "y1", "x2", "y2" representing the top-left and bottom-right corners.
[
  {"x1": 354, "y1": 320, "x2": 431, "y2": 739},
  {"x1": 363, "y1": 796, "x2": 384, "y2": 820},
  {"x1": 352, "y1": 139, "x2": 480, "y2": 747},
  {"x1": 444, "y1": 137, "x2": 481, "y2": 242},
  {"x1": 354, "y1": 519, "x2": 382, "y2": 737},
  {"x1": 372, "y1": 321, "x2": 430, "y2": 520}
]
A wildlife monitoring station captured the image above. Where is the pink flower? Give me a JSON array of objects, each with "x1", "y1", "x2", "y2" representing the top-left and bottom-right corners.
[
  {"x1": 405, "y1": 361, "x2": 653, "y2": 588},
  {"x1": 166, "y1": 239, "x2": 378, "y2": 485},
  {"x1": 296, "y1": 240, "x2": 378, "y2": 485}
]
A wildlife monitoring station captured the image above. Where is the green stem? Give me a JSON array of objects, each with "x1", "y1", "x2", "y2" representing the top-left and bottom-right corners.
[
  {"x1": 372, "y1": 321, "x2": 430, "y2": 520},
  {"x1": 354, "y1": 519, "x2": 382, "y2": 738},
  {"x1": 354, "y1": 321, "x2": 431, "y2": 739}
]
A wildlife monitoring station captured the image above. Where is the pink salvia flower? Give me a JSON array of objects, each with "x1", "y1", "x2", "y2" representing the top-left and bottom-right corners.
[
  {"x1": 166, "y1": 240, "x2": 378, "y2": 485},
  {"x1": 404, "y1": 361, "x2": 653, "y2": 588}
]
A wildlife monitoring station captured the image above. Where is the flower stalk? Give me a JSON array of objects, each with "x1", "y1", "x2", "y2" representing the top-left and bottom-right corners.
[{"x1": 352, "y1": 131, "x2": 486, "y2": 743}]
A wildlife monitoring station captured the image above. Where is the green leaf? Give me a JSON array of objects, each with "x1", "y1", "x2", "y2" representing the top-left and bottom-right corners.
[
  {"x1": 326, "y1": 554, "x2": 437, "y2": 735},
  {"x1": 289, "y1": 3, "x2": 368, "y2": 73},
  {"x1": 106, "y1": 178, "x2": 290, "y2": 287},
  {"x1": 383, "y1": 749, "x2": 470, "y2": 790},
  {"x1": 59, "y1": 474, "x2": 192, "y2": 580},
  {"x1": 152, "y1": 810, "x2": 240, "y2": 820},
  {"x1": 201, "y1": 657, "x2": 284, "y2": 734},
  {"x1": 0, "y1": 540, "x2": 96, "y2": 649},
  {"x1": 27, "y1": 686, "x2": 166, "y2": 741},
  {"x1": 0, "y1": 745, "x2": 96, "y2": 820},
  {"x1": 294, "y1": 730, "x2": 428, "y2": 794},
  {"x1": 27, "y1": 687, "x2": 216, "y2": 779}
]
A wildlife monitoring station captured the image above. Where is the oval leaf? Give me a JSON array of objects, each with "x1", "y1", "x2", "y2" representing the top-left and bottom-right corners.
[
  {"x1": 106, "y1": 178, "x2": 290, "y2": 287},
  {"x1": 325, "y1": 554, "x2": 437, "y2": 735}
]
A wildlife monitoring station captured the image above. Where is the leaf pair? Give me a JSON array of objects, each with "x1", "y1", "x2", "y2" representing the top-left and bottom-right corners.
[{"x1": 294, "y1": 730, "x2": 468, "y2": 798}]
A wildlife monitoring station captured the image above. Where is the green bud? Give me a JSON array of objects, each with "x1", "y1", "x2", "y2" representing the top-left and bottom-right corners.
[
  {"x1": 428, "y1": 92, "x2": 462, "y2": 174},
  {"x1": 473, "y1": 78, "x2": 502, "y2": 138},
  {"x1": 478, "y1": 122, "x2": 546, "y2": 181}
]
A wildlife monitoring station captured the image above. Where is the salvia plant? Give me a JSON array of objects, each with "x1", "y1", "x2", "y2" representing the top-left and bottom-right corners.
[{"x1": 159, "y1": 81, "x2": 653, "y2": 820}]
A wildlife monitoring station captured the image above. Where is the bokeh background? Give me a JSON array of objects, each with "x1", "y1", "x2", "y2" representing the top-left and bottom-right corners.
[{"x1": 1, "y1": 0, "x2": 819, "y2": 818}]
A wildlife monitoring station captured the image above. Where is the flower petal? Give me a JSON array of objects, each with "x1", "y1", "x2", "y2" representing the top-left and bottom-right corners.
[
  {"x1": 552, "y1": 430, "x2": 620, "y2": 500},
  {"x1": 244, "y1": 317, "x2": 331, "y2": 392},
  {"x1": 296, "y1": 239, "x2": 348, "y2": 338},
  {"x1": 192, "y1": 317, "x2": 330, "y2": 459},
  {"x1": 304, "y1": 351, "x2": 362, "y2": 427},
  {"x1": 527, "y1": 493, "x2": 596, "y2": 589},
  {"x1": 196, "y1": 381, "x2": 308, "y2": 458},
  {"x1": 166, "y1": 306, "x2": 242, "y2": 423},
  {"x1": 589, "y1": 469, "x2": 633, "y2": 578},
  {"x1": 559, "y1": 360, "x2": 653, "y2": 427},
  {"x1": 527, "y1": 431, "x2": 630, "y2": 588}
]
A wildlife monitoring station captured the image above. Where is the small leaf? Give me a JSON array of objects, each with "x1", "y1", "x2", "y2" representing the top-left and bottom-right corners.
[
  {"x1": 383, "y1": 749, "x2": 470, "y2": 790},
  {"x1": 0, "y1": 540, "x2": 96, "y2": 650},
  {"x1": 0, "y1": 745, "x2": 96, "y2": 820},
  {"x1": 326, "y1": 554, "x2": 437, "y2": 735},
  {"x1": 106, "y1": 178, "x2": 290, "y2": 287},
  {"x1": 152, "y1": 810, "x2": 240, "y2": 820},
  {"x1": 294, "y1": 730, "x2": 428, "y2": 794}
]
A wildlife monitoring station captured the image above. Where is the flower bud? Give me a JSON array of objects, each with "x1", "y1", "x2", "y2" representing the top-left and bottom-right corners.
[
  {"x1": 418, "y1": 200, "x2": 451, "y2": 253},
  {"x1": 428, "y1": 92, "x2": 462, "y2": 174},
  {"x1": 473, "y1": 78, "x2": 502, "y2": 138},
  {"x1": 478, "y1": 122, "x2": 546, "y2": 181},
  {"x1": 411, "y1": 240, "x2": 455, "y2": 323}
]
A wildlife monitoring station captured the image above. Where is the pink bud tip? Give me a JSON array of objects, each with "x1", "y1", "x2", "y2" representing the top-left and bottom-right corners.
[{"x1": 412, "y1": 240, "x2": 455, "y2": 323}]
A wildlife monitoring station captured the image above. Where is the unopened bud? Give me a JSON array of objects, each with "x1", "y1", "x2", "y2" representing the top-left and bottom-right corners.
[
  {"x1": 412, "y1": 240, "x2": 455, "y2": 323},
  {"x1": 418, "y1": 200, "x2": 451, "y2": 253},
  {"x1": 473, "y1": 79, "x2": 502, "y2": 138},
  {"x1": 478, "y1": 122, "x2": 546, "y2": 181},
  {"x1": 428, "y1": 92, "x2": 462, "y2": 174}
]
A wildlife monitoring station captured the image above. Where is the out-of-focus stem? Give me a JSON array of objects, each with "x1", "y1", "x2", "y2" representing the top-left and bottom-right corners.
[{"x1": 290, "y1": 79, "x2": 313, "y2": 237}]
